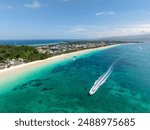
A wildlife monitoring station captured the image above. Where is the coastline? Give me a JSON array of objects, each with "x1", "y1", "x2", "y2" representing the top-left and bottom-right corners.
[{"x1": 0, "y1": 44, "x2": 120, "y2": 80}]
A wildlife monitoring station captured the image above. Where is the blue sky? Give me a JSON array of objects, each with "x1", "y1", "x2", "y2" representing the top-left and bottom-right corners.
[{"x1": 0, "y1": 0, "x2": 150, "y2": 39}]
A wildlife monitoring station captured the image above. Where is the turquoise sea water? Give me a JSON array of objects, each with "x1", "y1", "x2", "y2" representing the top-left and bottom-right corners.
[{"x1": 0, "y1": 43, "x2": 150, "y2": 113}]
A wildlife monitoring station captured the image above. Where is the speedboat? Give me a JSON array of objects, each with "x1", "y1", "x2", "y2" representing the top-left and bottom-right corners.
[{"x1": 89, "y1": 63, "x2": 114, "y2": 96}]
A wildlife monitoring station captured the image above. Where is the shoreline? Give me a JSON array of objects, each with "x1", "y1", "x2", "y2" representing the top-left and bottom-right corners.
[{"x1": 0, "y1": 44, "x2": 120, "y2": 79}]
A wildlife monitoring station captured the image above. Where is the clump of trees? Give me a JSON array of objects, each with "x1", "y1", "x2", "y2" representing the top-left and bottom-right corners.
[{"x1": 0, "y1": 45, "x2": 49, "y2": 63}]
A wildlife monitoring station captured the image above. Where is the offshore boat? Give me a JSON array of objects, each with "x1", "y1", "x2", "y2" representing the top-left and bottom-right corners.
[
  {"x1": 89, "y1": 63, "x2": 115, "y2": 96},
  {"x1": 72, "y1": 56, "x2": 77, "y2": 61},
  {"x1": 139, "y1": 46, "x2": 143, "y2": 50}
]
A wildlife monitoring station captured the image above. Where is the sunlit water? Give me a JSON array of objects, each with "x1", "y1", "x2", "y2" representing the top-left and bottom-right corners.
[{"x1": 0, "y1": 43, "x2": 150, "y2": 113}]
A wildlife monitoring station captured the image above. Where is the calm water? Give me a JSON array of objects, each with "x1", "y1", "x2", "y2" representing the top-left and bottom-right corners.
[
  {"x1": 0, "y1": 39, "x2": 66, "y2": 46},
  {"x1": 0, "y1": 43, "x2": 150, "y2": 113}
]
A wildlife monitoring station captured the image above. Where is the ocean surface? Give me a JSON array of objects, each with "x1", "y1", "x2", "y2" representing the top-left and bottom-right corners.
[
  {"x1": 0, "y1": 43, "x2": 150, "y2": 113},
  {"x1": 0, "y1": 39, "x2": 67, "y2": 46}
]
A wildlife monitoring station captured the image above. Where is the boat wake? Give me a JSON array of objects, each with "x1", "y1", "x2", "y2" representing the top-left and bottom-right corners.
[{"x1": 89, "y1": 60, "x2": 117, "y2": 96}]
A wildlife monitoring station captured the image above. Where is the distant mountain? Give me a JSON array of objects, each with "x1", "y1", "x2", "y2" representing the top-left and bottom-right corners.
[{"x1": 100, "y1": 34, "x2": 150, "y2": 42}]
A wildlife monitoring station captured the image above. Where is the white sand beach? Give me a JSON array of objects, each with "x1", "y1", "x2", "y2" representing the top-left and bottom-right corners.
[{"x1": 0, "y1": 44, "x2": 120, "y2": 80}]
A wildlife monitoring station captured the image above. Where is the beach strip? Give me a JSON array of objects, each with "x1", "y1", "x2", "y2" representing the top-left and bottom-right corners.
[{"x1": 0, "y1": 44, "x2": 120, "y2": 79}]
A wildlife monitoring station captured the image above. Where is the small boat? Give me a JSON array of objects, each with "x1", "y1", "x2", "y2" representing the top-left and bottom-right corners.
[
  {"x1": 89, "y1": 62, "x2": 115, "y2": 96},
  {"x1": 139, "y1": 46, "x2": 143, "y2": 50},
  {"x1": 72, "y1": 56, "x2": 77, "y2": 61}
]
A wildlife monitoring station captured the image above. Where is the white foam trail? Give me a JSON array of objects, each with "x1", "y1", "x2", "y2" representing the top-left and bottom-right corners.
[{"x1": 89, "y1": 61, "x2": 116, "y2": 96}]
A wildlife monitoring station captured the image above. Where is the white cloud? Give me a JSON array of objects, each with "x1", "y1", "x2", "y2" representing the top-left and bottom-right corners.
[
  {"x1": 96, "y1": 11, "x2": 115, "y2": 16},
  {"x1": 24, "y1": 0, "x2": 41, "y2": 9},
  {"x1": 96, "y1": 12, "x2": 105, "y2": 16},
  {"x1": 119, "y1": 24, "x2": 150, "y2": 36},
  {"x1": 63, "y1": 24, "x2": 150, "y2": 38},
  {"x1": 0, "y1": 4, "x2": 14, "y2": 9},
  {"x1": 95, "y1": 24, "x2": 150, "y2": 37}
]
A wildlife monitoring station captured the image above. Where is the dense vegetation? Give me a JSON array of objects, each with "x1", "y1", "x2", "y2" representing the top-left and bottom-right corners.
[{"x1": 0, "y1": 45, "x2": 49, "y2": 63}]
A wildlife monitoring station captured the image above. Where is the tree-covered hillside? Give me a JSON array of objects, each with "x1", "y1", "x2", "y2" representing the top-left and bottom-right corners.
[{"x1": 0, "y1": 45, "x2": 49, "y2": 63}]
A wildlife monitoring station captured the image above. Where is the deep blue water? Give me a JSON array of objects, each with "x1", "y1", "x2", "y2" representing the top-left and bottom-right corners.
[{"x1": 0, "y1": 39, "x2": 67, "y2": 46}]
